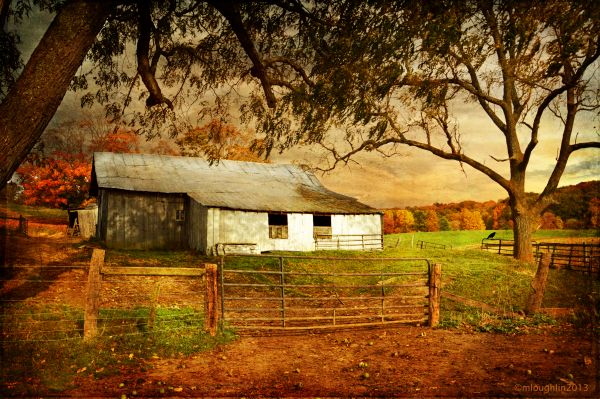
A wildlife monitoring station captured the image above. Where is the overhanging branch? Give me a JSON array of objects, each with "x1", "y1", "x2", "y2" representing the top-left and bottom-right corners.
[
  {"x1": 210, "y1": 1, "x2": 277, "y2": 108},
  {"x1": 136, "y1": 0, "x2": 173, "y2": 109}
]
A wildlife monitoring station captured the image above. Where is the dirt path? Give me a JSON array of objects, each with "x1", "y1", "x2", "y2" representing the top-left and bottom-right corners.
[{"x1": 69, "y1": 325, "x2": 598, "y2": 398}]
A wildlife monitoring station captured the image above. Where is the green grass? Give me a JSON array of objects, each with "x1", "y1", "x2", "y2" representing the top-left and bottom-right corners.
[
  {"x1": 3, "y1": 203, "x2": 67, "y2": 222},
  {"x1": 0, "y1": 304, "x2": 236, "y2": 395},
  {"x1": 105, "y1": 248, "x2": 202, "y2": 267},
  {"x1": 384, "y1": 229, "x2": 597, "y2": 250}
]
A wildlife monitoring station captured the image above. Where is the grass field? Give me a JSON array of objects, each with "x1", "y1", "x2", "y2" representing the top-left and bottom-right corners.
[{"x1": 1, "y1": 226, "x2": 597, "y2": 394}]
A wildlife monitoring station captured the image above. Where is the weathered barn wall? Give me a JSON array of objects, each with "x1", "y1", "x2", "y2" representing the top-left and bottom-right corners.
[
  {"x1": 76, "y1": 208, "x2": 98, "y2": 238},
  {"x1": 96, "y1": 190, "x2": 108, "y2": 241},
  {"x1": 102, "y1": 189, "x2": 187, "y2": 249},
  {"x1": 187, "y1": 199, "x2": 209, "y2": 252}
]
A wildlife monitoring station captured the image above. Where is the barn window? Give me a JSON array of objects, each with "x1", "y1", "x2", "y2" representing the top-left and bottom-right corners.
[
  {"x1": 176, "y1": 209, "x2": 185, "y2": 222},
  {"x1": 313, "y1": 215, "x2": 332, "y2": 238},
  {"x1": 268, "y1": 213, "x2": 288, "y2": 239}
]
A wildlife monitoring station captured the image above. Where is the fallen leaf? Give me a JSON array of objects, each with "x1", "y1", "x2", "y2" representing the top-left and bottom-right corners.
[
  {"x1": 173, "y1": 387, "x2": 183, "y2": 392},
  {"x1": 76, "y1": 367, "x2": 87, "y2": 374}
]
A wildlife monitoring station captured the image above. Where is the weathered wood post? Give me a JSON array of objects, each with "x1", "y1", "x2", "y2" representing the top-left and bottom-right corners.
[
  {"x1": 204, "y1": 263, "x2": 219, "y2": 336},
  {"x1": 428, "y1": 263, "x2": 442, "y2": 327},
  {"x1": 148, "y1": 281, "x2": 161, "y2": 330},
  {"x1": 525, "y1": 253, "x2": 551, "y2": 315},
  {"x1": 84, "y1": 248, "x2": 104, "y2": 340}
]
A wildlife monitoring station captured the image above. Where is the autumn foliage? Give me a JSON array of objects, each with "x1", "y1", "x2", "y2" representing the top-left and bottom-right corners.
[
  {"x1": 17, "y1": 152, "x2": 91, "y2": 209},
  {"x1": 383, "y1": 181, "x2": 599, "y2": 233},
  {"x1": 176, "y1": 120, "x2": 266, "y2": 162},
  {"x1": 16, "y1": 128, "x2": 140, "y2": 209}
]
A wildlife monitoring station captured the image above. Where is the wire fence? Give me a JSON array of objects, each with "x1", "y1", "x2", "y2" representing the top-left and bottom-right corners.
[{"x1": 0, "y1": 264, "x2": 206, "y2": 344}]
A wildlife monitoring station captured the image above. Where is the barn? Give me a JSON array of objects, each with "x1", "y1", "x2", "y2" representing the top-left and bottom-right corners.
[{"x1": 90, "y1": 152, "x2": 383, "y2": 254}]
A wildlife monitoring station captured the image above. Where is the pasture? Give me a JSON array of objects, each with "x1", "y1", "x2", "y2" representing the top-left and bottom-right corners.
[{"x1": 0, "y1": 207, "x2": 598, "y2": 397}]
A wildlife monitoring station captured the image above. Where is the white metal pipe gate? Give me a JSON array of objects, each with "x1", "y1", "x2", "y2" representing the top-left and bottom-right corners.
[{"x1": 218, "y1": 255, "x2": 439, "y2": 330}]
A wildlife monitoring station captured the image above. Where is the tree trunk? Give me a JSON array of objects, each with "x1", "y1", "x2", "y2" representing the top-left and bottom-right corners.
[
  {"x1": 0, "y1": 0, "x2": 114, "y2": 189},
  {"x1": 512, "y1": 208, "x2": 535, "y2": 262}
]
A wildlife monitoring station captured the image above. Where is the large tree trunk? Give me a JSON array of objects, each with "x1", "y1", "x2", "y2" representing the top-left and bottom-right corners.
[
  {"x1": 510, "y1": 196, "x2": 536, "y2": 263},
  {"x1": 0, "y1": 0, "x2": 114, "y2": 189}
]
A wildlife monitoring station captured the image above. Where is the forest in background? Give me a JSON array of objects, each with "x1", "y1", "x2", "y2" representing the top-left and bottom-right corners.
[{"x1": 383, "y1": 181, "x2": 599, "y2": 233}]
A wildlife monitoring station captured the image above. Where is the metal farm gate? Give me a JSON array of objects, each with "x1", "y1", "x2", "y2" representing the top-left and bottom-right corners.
[{"x1": 218, "y1": 255, "x2": 441, "y2": 330}]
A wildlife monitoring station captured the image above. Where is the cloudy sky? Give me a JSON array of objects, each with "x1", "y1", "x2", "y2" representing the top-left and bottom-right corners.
[{"x1": 19, "y1": 8, "x2": 600, "y2": 209}]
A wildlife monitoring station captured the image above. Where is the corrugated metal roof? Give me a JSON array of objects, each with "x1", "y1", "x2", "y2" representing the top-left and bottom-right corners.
[{"x1": 91, "y1": 152, "x2": 379, "y2": 214}]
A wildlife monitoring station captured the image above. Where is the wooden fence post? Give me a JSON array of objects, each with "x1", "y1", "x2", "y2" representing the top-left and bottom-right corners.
[
  {"x1": 84, "y1": 248, "x2": 104, "y2": 340},
  {"x1": 429, "y1": 263, "x2": 442, "y2": 327},
  {"x1": 148, "y1": 281, "x2": 161, "y2": 330},
  {"x1": 204, "y1": 263, "x2": 219, "y2": 336},
  {"x1": 525, "y1": 253, "x2": 551, "y2": 315}
]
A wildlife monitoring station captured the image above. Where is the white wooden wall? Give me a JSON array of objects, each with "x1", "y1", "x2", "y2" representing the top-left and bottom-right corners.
[{"x1": 186, "y1": 197, "x2": 381, "y2": 254}]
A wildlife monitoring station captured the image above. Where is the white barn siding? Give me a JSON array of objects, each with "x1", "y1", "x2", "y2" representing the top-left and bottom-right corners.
[
  {"x1": 332, "y1": 214, "x2": 381, "y2": 235},
  {"x1": 216, "y1": 210, "x2": 315, "y2": 253}
]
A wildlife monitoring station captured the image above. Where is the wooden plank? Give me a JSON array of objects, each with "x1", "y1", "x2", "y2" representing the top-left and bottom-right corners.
[
  {"x1": 84, "y1": 248, "x2": 104, "y2": 340},
  {"x1": 102, "y1": 266, "x2": 204, "y2": 276}
]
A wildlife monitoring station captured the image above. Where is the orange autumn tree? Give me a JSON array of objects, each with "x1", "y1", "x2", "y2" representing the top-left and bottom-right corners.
[
  {"x1": 176, "y1": 120, "x2": 266, "y2": 162},
  {"x1": 17, "y1": 152, "x2": 91, "y2": 209},
  {"x1": 17, "y1": 127, "x2": 139, "y2": 209},
  {"x1": 88, "y1": 128, "x2": 140, "y2": 154}
]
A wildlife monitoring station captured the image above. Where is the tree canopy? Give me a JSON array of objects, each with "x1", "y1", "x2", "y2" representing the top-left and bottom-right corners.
[
  {"x1": 251, "y1": 0, "x2": 600, "y2": 260},
  {"x1": 0, "y1": 0, "x2": 334, "y2": 188}
]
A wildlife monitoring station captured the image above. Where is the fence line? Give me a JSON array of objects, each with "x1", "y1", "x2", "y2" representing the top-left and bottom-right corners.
[
  {"x1": 314, "y1": 234, "x2": 383, "y2": 250},
  {"x1": 480, "y1": 238, "x2": 600, "y2": 274},
  {"x1": 1, "y1": 249, "x2": 208, "y2": 343},
  {"x1": 416, "y1": 240, "x2": 451, "y2": 250}
]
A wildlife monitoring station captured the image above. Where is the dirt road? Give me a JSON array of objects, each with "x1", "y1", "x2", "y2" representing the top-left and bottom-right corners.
[{"x1": 69, "y1": 325, "x2": 598, "y2": 398}]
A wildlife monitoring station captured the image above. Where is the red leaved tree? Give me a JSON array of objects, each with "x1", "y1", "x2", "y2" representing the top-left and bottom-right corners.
[
  {"x1": 17, "y1": 152, "x2": 91, "y2": 209},
  {"x1": 17, "y1": 126, "x2": 140, "y2": 209}
]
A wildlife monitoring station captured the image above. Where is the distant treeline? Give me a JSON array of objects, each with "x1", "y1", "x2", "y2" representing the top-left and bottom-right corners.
[{"x1": 383, "y1": 181, "x2": 599, "y2": 233}]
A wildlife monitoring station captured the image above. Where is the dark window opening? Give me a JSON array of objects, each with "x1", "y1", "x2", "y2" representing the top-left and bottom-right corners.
[
  {"x1": 269, "y1": 213, "x2": 288, "y2": 239},
  {"x1": 176, "y1": 209, "x2": 185, "y2": 222},
  {"x1": 313, "y1": 214, "x2": 332, "y2": 238}
]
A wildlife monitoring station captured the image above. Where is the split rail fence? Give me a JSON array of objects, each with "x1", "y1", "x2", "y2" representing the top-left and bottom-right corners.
[
  {"x1": 481, "y1": 238, "x2": 600, "y2": 275},
  {"x1": 218, "y1": 255, "x2": 441, "y2": 331}
]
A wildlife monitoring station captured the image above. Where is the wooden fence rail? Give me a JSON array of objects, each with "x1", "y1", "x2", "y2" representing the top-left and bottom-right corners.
[
  {"x1": 83, "y1": 249, "x2": 210, "y2": 340},
  {"x1": 481, "y1": 239, "x2": 600, "y2": 275},
  {"x1": 314, "y1": 234, "x2": 383, "y2": 251},
  {"x1": 417, "y1": 240, "x2": 451, "y2": 250}
]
